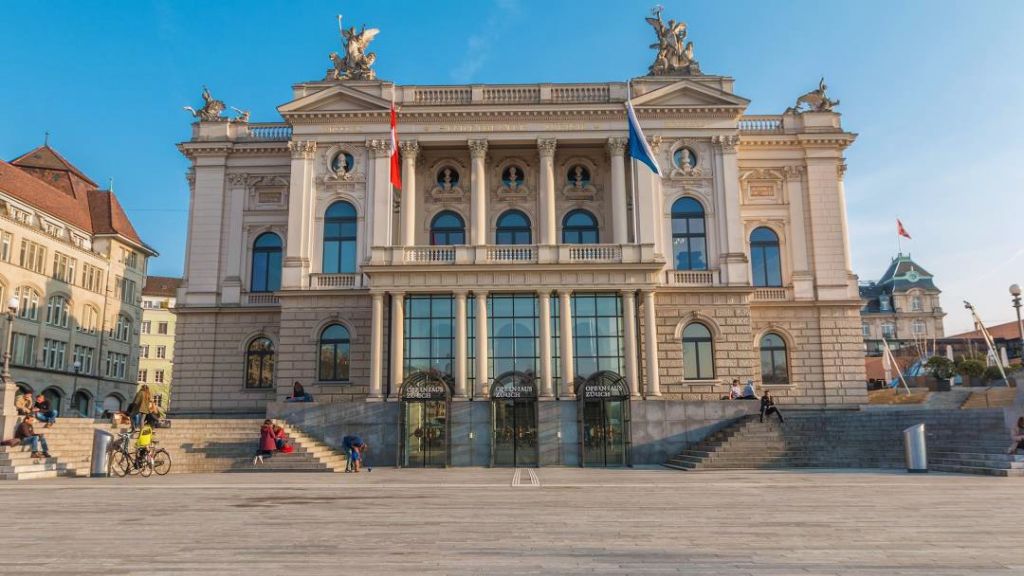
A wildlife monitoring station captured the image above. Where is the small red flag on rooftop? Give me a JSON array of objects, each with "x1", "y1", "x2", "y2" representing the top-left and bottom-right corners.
[
  {"x1": 389, "y1": 102, "x2": 401, "y2": 190},
  {"x1": 897, "y1": 219, "x2": 911, "y2": 239}
]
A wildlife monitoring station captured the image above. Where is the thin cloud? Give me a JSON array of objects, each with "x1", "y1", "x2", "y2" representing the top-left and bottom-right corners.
[{"x1": 450, "y1": 1, "x2": 520, "y2": 83}]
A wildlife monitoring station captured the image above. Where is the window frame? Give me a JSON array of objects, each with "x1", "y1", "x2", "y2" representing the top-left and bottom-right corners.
[
  {"x1": 670, "y1": 197, "x2": 708, "y2": 271},
  {"x1": 495, "y1": 210, "x2": 532, "y2": 245},
  {"x1": 750, "y1": 226, "x2": 783, "y2": 288},
  {"x1": 318, "y1": 324, "x2": 351, "y2": 382},
  {"x1": 681, "y1": 322, "x2": 715, "y2": 380},
  {"x1": 430, "y1": 211, "x2": 466, "y2": 246},
  {"x1": 561, "y1": 210, "x2": 599, "y2": 244},
  {"x1": 322, "y1": 202, "x2": 358, "y2": 274},
  {"x1": 759, "y1": 333, "x2": 790, "y2": 385},
  {"x1": 250, "y1": 232, "x2": 283, "y2": 292}
]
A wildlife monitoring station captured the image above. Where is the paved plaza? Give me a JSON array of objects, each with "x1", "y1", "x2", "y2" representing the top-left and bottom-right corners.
[{"x1": 0, "y1": 468, "x2": 1020, "y2": 575}]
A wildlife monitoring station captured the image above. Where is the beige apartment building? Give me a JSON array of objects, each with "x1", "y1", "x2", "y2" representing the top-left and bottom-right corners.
[
  {"x1": 137, "y1": 276, "x2": 180, "y2": 410},
  {"x1": 0, "y1": 145, "x2": 156, "y2": 417},
  {"x1": 173, "y1": 12, "x2": 866, "y2": 466}
]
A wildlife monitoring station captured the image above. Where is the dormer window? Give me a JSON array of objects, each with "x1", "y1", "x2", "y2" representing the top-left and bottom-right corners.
[{"x1": 879, "y1": 295, "x2": 890, "y2": 311}]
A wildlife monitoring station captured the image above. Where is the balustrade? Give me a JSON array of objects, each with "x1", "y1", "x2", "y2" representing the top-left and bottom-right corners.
[
  {"x1": 245, "y1": 293, "x2": 280, "y2": 305},
  {"x1": 485, "y1": 246, "x2": 536, "y2": 263},
  {"x1": 738, "y1": 116, "x2": 783, "y2": 133},
  {"x1": 405, "y1": 246, "x2": 457, "y2": 263},
  {"x1": 567, "y1": 244, "x2": 622, "y2": 263},
  {"x1": 242, "y1": 124, "x2": 293, "y2": 140},
  {"x1": 752, "y1": 287, "x2": 791, "y2": 301},
  {"x1": 413, "y1": 87, "x2": 472, "y2": 105},
  {"x1": 666, "y1": 269, "x2": 717, "y2": 286}
]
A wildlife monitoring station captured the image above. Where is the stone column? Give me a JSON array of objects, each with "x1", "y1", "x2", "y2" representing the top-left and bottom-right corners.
[
  {"x1": 390, "y1": 292, "x2": 405, "y2": 398},
  {"x1": 221, "y1": 174, "x2": 248, "y2": 304},
  {"x1": 283, "y1": 141, "x2": 315, "y2": 290},
  {"x1": 537, "y1": 138, "x2": 557, "y2": 245},
  {"x1": 469, "y1": 140, "x2": 488, "y2": 246},
  {"x1": 474, "y1": 291, "x2": 489, "y2": 397},
  {"x1": 607, "y1": 138, "x2": 629, "y2": 244},
  {"x1": 366, "y1": 139, "x2": 392, "y2": 249},
  {"x1": 713, "y1": 135, "x2": 748, "y2": 286},
  {"x1": 454, "y1": 291, "x2": 468, "y2": 399},
  {"x1": 399, "y1": 141, "x2": 419, "y2": 247},
  {"x1": 621, "y1": 290, "x2": 640, "y2": 397},
  {"x1": 369, "y1": 292, "x2": 384, "y2": 400},
  {"x1": 784, "y1": 166, "x2": 814, "y2": 300},
  {"x1": 538, "y1": 291, "x2": 554, "y2": 398},
  {"x1": 642, "y1": 290, "x2": 661, "y2": 397},
  {"x1": 558, "y1": 290, "x2": 575, "y2": 399}
]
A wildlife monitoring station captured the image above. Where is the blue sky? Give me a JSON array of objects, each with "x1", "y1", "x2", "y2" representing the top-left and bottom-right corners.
[{"x1": 1, "y1": 0, "x2": 1022, "y2": 333}]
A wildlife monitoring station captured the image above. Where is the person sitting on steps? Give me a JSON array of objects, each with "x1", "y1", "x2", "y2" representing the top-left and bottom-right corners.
[
  {"x1": 760, "y1": 390, "x2": 784, "y2": 424},
  {"x1": 286, "y1": 381, "x2": 312, "y2": 402},
  {"x1": 723, "y1": 379, "x2": 743, "y2": 400},
  {"x1": 740, "y1": 379, "x2": 759, "y2": 400},
  {"x1": 32, "y1": 394, "x2": 58, "y2": 428},
  {"x1": 13, "y1": 415, "x2": 51, "y2": 458},
  {"x1": 1008, "y1": 416, "x2": 1024, "y2": 455},
  {"x1": 15, "y1": 392, "x2": 34, "y2": 416}
]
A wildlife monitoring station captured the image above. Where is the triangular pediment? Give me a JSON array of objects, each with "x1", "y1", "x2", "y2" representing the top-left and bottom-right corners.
[
  {"x1": 630, "y1": 79, "x2": 749, "y2": 109},
  {"x1": 278, "y1": 84, "x2": 391, "y2": 115}
]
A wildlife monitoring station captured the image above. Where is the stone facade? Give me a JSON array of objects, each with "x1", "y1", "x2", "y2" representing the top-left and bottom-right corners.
[{"x1": 860, "y1": 254, "x2": 945, "y2": 355}]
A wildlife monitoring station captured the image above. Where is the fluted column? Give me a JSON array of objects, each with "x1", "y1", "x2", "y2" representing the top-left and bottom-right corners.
[
  {"x1": 607, "y1": 138, "x2": 629, "y2": 244},
  {"x1": 469, "y1": 140, "x2": 488, "y2": 246},
  {"x1": 538, "y1": 139, "x2": 557, "y2": 245},
  {"x1": 474, "y1": 291, "x2": 489, "y2": 397},
  {"x1": 538, "y1": 291, "x2": 553, "y2": 398},
  {"x1": 369, "y1": 292, "x2": 384, "y2": 400},
  {"x1": 642, "y1": 290, "x2": 661, "y2": 397},
  {"x1": 399, "y1": 141, "x2": 419, "y2": 247},
  {"x1": 390, "y1": 292, "x2": 405, "y2": 398},
  {"x1": 454, "y1": 291, "x2": 468, "y2": 399},
  {"x1": 621, "y1": 290, "x2": 640, "y2": 397},
  {"x1": 558, "y1": 290, "x2": 575, "y2": 399}
]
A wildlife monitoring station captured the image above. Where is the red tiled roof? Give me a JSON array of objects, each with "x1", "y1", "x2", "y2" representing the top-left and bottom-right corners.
[
  {"x1": 1, "y1": 145, "x2": 148, "y2": 248},
  {"x1": 143, "y1": 276, "x2": 182, "y2": 297},
  {"x1": 947, "y1": 320, "x2": 1023, "y2": 341}
]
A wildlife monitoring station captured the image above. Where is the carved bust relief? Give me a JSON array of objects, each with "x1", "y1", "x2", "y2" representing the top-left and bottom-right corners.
[
  {"x1": 667, "y1": 140, "x2": 708, "y2": 179},
  {"x1": 320, "y1": 145, "x2": 365, "y2": 185},
  {"x1": 561, "y1": 158, "x2": 599, "y2": 201},
  {"x1": 428, "y1": 159, "x2": 467, "y2": 204},
  {"x1": 495, "y1": 158, "x2": 531, "y2": 200}
]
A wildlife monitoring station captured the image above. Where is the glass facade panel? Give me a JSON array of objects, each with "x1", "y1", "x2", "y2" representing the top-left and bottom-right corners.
[
  {"x1": 250, "y1": 233, "x2": 282, "y2": 292},
  {"x1": 571, "y1": 294, "x2": 624, "y2": 383},
  {"x1": 488, "y1": 294, "x2": 539, "y2": 380},
  {"x1": 405, "y1": 295, "x2": 455, "y2": 377},
  {"x1": 323, "y1": 202, "x2": 358, "y2": 273}
]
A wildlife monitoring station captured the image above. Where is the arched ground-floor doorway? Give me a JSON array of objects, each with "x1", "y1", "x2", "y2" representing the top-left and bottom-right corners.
[
  {"x1": 400, "y1": 370, "x2": 452, "y2": 468},
  {"x1": 102, "y1": 394, "x2": 125, "y2": 414},
  {"x1": 71, "y1": 390, "x2": 93, "y2": 418},
  {"x1": 491, "y1": 372, "x2": 538, "y2": 467},
  {"x1": 577, "y1": 371, "x2": 631, "y2": 467},
  {"x1": 41, "y1": 387, "x2": 63, "y2": 413}
]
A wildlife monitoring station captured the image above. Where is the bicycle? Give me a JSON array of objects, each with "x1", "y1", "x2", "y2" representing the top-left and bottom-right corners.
[{"x1": 109, "y1": 430, "x2": 172, "y2": 477}]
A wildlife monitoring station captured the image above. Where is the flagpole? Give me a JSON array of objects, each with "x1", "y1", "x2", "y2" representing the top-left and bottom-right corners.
[{"x1": 627, "y1": 80, "x2": 641, "y2": 244}]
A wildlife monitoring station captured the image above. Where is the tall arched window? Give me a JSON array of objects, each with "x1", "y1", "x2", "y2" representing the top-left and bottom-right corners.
[
  {"x1": 245, "y1": 336, "x2": 275, "y2": 389},
  {"x1": 430, "y1": 211, "x2": 465, "y2": 246},
  {"x1": 759, "y1": 333, "x2": 789, "y2": 385},
  {"x1": 671, "y1": 198, "x2": 707, "y2": 270},
  {"x1": 495, "y1": 210, "x2": 532, "y2": 245},
  {"x1": 323, "y1": 201, "x2": 358, "y2": 273},
  {"x1": 750, "y1": 227, "x2": 782, "y2": 287},
  {"x1": 562, "y1": 210, "x2": 599, "y2": 244},
  {"x1": 79, "y1": 305, "x2": 99, "y2": 333},
  {"x1": 46, "y1": 295, "x2": 70, "y2": 328},
  {"x1": 14, "y1": 286, "x2": 39, "y2": 320},
  {"x1": 319, "y1": 324, "x2": 351, "y2": 381},
  {"x1": 682, "y1": 322, "x2": 714, "y2": 380},
  {"x1": 250, "y1": 233, "x2": 282, "y2": 292}
]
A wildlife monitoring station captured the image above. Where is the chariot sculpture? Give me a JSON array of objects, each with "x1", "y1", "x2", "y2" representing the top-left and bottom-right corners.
[
  {"x1": 646, "y1": 6, "x2": 701, "y2": 76},
  {"x1": 327, "y1": 15, "x2": 380, "y2": 81}
]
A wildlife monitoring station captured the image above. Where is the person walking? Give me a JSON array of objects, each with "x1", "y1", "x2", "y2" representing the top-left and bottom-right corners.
[
  {"x1": 254, "y1": 419, "x2": 276, "y2": 465},
  {"x1": 759, "y1": 390, "x2": 784, "y2": 424},
  {"x1": 127, "y1": 385, "x2": 152, "y2": 430},
  {"x1": 32, "y1": 394, "x2": 58, "y2": 427}
]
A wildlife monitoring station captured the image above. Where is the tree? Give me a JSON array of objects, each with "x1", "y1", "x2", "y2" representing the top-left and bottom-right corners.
[
  {"x1": 924, "y1": 356, "x2": 955, "y2": 380},
  {"x1": 956, "y1": 357, "x2": 986, "y2": 384},
  {"x1": 983, "y1": 365, "x2": 1005, "y2": 382}
]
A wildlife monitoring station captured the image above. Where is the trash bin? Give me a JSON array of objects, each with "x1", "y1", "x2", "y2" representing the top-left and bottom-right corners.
[
  {"x1": 902, "y1": 423, "x2": 927, "y2": 473},
  {"x1": 90, "y1": 429, "x2": 114, "y2": 478}
]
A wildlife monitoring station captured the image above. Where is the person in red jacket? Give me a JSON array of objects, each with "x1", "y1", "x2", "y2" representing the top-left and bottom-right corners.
[{"x1": 253, "y1": 420, "x2": 276, "y2": 465}]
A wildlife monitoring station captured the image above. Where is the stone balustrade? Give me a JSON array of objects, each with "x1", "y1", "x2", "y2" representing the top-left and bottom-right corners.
[
  {"x1": 752, "y1": 287, "x2": 791, "y2": 301},
  {"x1": 308, "y1": 273, "x2": 363, "y2": 290},
  {"x1": 244, "y1": 293, "x2": 280, "y2": 305},
  {"x1": 738, "y1": 115, "x2": 783, "y2": 133},
  {"x1": 241, "y1": 123, "x2": 293, "y2": 141},
  {"x1": 368, "y1": 243, "x2": 658, "y2": 266},
  {"x1": 665, "y1": 269, "x2": 719, "y2": 287}
]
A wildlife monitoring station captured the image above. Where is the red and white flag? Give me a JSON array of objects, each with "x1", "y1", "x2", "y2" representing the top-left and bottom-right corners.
[
  {"x1": 389, "y1": 102, "x2": 402, "y2": 190},
  {"x1": 897, "y1": 219, "x2": 911, "y2": 239}
]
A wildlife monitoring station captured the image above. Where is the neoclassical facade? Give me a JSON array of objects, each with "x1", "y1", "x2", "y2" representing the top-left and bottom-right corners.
[{"x1": 175, "y1": 14, "x2": 866, "y2": 465}]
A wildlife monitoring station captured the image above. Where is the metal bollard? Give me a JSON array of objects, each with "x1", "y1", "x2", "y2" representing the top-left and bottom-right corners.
[
  {"x1": 90, "y1": 429, "x2": 114, "y2": 477},
  {"x1": 902, "y1": 423, "x2": 927, "y2": 473}
]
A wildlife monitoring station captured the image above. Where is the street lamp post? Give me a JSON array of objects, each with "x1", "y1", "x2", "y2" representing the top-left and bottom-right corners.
[
  {"x1": 71, "y1": 360, "x2": 82, "y2": 417},
  {"x1": 1010, "y1": 284, "x2": 1024, "y2": 363},
  {"x1": 0, "y1": 296, "x2": 21, "y2": 440}
]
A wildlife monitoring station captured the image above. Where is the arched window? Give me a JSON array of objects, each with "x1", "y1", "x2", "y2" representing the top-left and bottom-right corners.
[
  {"x1": 682, "y1": 322, "x2": 714, "y2": 380},
  {"x1": 113, "y1": 315, "x2": 132, "y2": 342},
  {"x1": 323, "y1": 201, "x2": 358, "y2": 273},
  {"x1": 102, "y1": 393, "x2": 124, "y2": 414},
  {"x1": 250, "y1": 233, "x2": 282, "y2": 292},
  {"x1": 671, "y1": 198, "x2": 707, "y2": 270},
  {"x1": 750, "y1": 227, "x2": 782, "y2": 287},
  {"x1": 562, "y1": 210, "x2": 599, "y2": 244},
  {"x1": 430, "y1": 211, "x2": 465, "y2": 246},
  {"x1": 46, "y1": 295, "x2": 70, "y2": 328},
  {"x1": 41, "y1": 387, "x2": 63, "y2": 412},
  {"x1": 245, "y1": 336, "x2": 275, "y2": 389},
  {"x1": 495, "y1": 210, "x2": 532, "y2": 245},
  {"x1": 14, "y1": 286, "x2": 40, "y2": 320},
  {"x1": 759, "y1": 333, "x2": 789, "y2": 385},
  {"x1": 319, "y1": 324, "x2": 351, "y2": 381},
  {"x1": 71, "y1": 390, "x2": 92, "y2": 417},
  {"x1": 80, "y1": 305, "x2": 99, "y2": 333}
]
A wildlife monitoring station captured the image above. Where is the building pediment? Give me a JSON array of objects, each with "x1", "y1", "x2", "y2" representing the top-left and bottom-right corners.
[
  {"x1": 278, "y1": 84, "x2": 392, "y2": 117},
  {"x1": 630, "y1": 79, "x2": 749, "y2": 111}
]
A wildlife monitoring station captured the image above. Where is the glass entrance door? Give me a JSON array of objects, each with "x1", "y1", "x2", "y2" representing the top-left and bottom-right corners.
[
  {"x1": 582, "y1": 399, "x2": 626, "y2": 467},
  {"x1": 404, "y1": 400, "x2": 448, "y2": 467},
  {"x1": 492, "y1": 399, "x2": 538, "y2": 467}
]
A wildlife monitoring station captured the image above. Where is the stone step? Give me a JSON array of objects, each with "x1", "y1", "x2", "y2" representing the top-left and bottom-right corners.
[{"x1": 0, "y1": 469, "x2": 59, "y2": 480}]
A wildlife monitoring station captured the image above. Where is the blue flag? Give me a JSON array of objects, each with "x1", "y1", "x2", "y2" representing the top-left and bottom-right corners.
[{"x1": 626, "y1": 101, "x2": 662, "y2": 176}]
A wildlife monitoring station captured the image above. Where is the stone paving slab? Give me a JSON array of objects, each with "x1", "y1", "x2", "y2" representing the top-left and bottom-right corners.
[{"x1": 0, "y1": 469, "x2": 1020, "y2": 575}]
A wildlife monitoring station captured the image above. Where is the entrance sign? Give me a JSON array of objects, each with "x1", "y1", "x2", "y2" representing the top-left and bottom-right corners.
[
  {"x1": 401, "y1": 370, "x2": 452, "y2": 400},
  {"x1": 490, "y1": 372, "x2": 538, "y2": 399},
  {"x1": 577, "y1": 371, "x2": 629, "y2": 399},
  {"x1": 400, "y1": 370, "x2": 452, "y2": 468},
  {"x1": 577, "y1": 371, "x2": 631, "y2": 467}
]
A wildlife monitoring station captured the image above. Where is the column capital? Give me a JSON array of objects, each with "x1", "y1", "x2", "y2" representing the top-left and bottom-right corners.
[
  {"x1": 472, "y1": 290, "x2": 488, "y2": 299},
  {"x1": 537, "y1": 138, "x2": 557, "y2": 158},
  {"x1": 606, "y1": 137, "x2": 628, "y2": 157},
  {"x1": 365, "y1": 138, "x2": 391, "y2": 158},
  {"x1": 557, "y1": 288, "x2": 573, "y2": 297},
  {"x1": 783, "y1": 165, "x2": 806, "y2": 181},
  {"x1": 389, "y1": 290, "x2": 406, "y2": 298},
  {"x1": 370, "y1": 291, "x2": 386, "y2": 301},
  {"x1": 288, "y1": 140, "x2": 317, "y2": 160},
  {"x1": 468, "y1": 139, "x2": 488, "y2": 159},
  {"x1": 711, "y1": 134, "x2": 739, "y2": 153},
  {"x1": 399, "y1": 140, "x2": 420, "y2": 158},
  {"x1": 452, "y1": 289, "x2": 469, "y2": 297},
  {"x1": 619, "y1": 288, "x2": 637, "y2": 298}
]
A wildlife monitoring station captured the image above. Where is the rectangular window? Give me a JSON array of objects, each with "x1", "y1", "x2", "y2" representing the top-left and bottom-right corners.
[
  {"x1": 105, "y1": 351, "x2": 128, "y2": 379},
  {"x1": 141, "y1": 321, "x2": 151, "y2": 334},
  {"x1": 404, "y1": 295, "x2": 455, "y2": 378},
  {"x1": 0, "y1": 231, "x2": 11, "y2": 262},
  {"x1": 19, "y1": 239, "x2": 46, "y2": 273},
  {"x1": 140, "y1": 345, "x2": 150, "y2": 358},
  {"x1": 154, "y1": 369, "x2": 165, "y2": 383},
  {"x1": 73, "y1": 345, "x2": 94, "y2": 374},
  {"x1": 42, "y1": 339, "x2": 67, "y2": 371},
  {"x1": 882, "y1": 324, "x2": 896, "y2": 339},
  {"x1": 115, "y1": 276, "x2": 137, "y2": 305},
  {"x1": 138, "y1": 369, "x2": 147, "y2": 383},
  {"x1": 155, "y1": 346, "x2": 166, "y2": 359},
  {"x1": 571, "y1": 293, "x2": 624, "y2": 382},
  {"x1": 488, "y1": 294, "x2": 539, "y2": 380},
  {"x1": 862, "y1": 324, "x2": 871, "y2": 338},
  {"x1": 52, "y1": 252, "x2": 77, "y2": 283},
  {"x1": 12, "y1": 333, "x2": 36, "y2": 366},
  {"x1": 81, "y1": 264, "x2": 104, "y2": 293},
  {"x1": 157, "y1": 322, "x2": 169, "y2": 335}
]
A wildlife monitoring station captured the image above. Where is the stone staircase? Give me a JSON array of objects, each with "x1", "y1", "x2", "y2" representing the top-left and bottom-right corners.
[
  {"x1": 961, "y1": 387, "x2": 1018, "y2": 409},
  {"x1": 2, "y1": 417, "x2": 350, "y2": 479},
  {"x1": 665, "y1": 409, "x2": 1023, "y2": 477}
]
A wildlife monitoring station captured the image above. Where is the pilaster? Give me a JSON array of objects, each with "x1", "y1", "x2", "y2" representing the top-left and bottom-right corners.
[
  {"x1": 368, "y1": 292, "x2": 384, "y2": 400},
  {"x1": 621, "y1": 290, "x2": 640, "y2": 397},
  {"x1": 474, "y1": 291, "x2": 489, "y2": 397},
  {"x1": 367, "y1": 139, "x2": 392, "y2": 250},
  {"x1": 642, "y1": 290, "x2": 661, "y2": 397},
  {"x1": 784, "y1": 166, "x2": 814, "y2": 300},
  {"x1": 390, "y1": 292, "x2": 405, "y2": 398},
  {"x1": 454, "y1": 291, "x2": 468, "y2": 399},
  {"x1": 283, "y1": 140, "x2": 316, "y2": 290},
  {"x1": 538, "y1": 290, "x2": 553, "y2": 397},
  {"x1": 184, "y1": 152, "x2": 229, "y2": 304},
  {"x1": 713, "y1": 135, "x2": 748, "y2": 286},
  {"x1": 222, "y1": 173, "x2": 247, "y2": 304}
]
